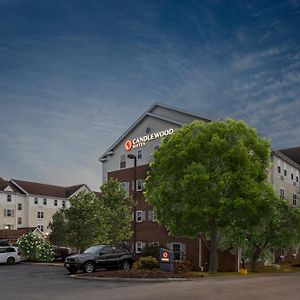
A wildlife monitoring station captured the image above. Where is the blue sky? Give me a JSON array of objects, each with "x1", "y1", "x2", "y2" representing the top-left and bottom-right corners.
[{"x1": 0, "y1": 0, "x2": 299, "y2": 190}]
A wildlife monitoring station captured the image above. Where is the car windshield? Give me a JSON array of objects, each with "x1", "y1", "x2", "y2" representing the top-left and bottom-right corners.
[{"x1": 83, "y1": 246, "x2": 103, "y2": 254}]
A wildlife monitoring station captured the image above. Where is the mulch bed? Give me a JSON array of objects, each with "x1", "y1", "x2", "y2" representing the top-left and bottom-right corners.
[{"x1": 80, "y1": 269, "x2": 204, "y2": 278}]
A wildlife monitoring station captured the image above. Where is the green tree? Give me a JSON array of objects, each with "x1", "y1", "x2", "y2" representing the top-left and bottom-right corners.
[
  {"x1": 144, "y1": 119, "x2": 270, "y2": 273},
  {"x1": 65, "y1": 191, "x2": 99, "y2": 252},
  {"x1": 220, "y1": 184, "x2": 300, "y2": 271},
  {"x1": 48, "y1": 210, "x2": 68, "y2": 247},
  {"x1": 97, "y1": 179, "x2": 134, "y2": 245}
]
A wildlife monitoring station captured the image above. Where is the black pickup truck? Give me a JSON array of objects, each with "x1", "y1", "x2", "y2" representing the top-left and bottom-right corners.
[{"x1": 64, "y1": 245, "x2": 134, "y2": 273}]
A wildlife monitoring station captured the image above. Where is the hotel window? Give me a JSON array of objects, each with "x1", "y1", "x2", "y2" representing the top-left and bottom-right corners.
[
  {"x1": 54, "y1": 199, "x2": 58, "y2": 206},
  {"x1": 37, "y1": 211, "x2": 44, "y2": 219},
  {"x1": 120, "y1": 154, "x2": 126, "y2": 169},
  {"x1": 284, "y1": 169, "x2": 287, "y2": 176},
  {"x1": 277, "y1": 166, "x2": 281, "y2": 174},
  {"x1": 136, "y1": 179, "x2": 143, "y2": 191},
  {"x1": 280, "y1": 188, "x2": 285, "y2": 199},
  {"x1": 137, "y1": 149, "x2": 143, "y2": 159},
  {"x1": 136, "y1": 211, "x2": 145, "y2": 222},
  {"x1": 120, "y1": 182, "x2": 129, "y2": 197},
  {"x1": 171, "y1": 243, "x2": 186, "y2": 261},
  {"x1": 18, "y1": 217, "x2": 22, "y2": 225},
  {"x1": 34, "y1": 198, "x2": 38, "y2": 204},
  {"x1": 293, "y1": 194, "x2": 297, "y2": 206},
  {"x1": 7, "y1": 195, "x2": 11, "y2": 202},
  {"x1": 291, "y1": 173, "x2": 294, "y2": 180},
  {"x1": 148, "y1": 210, "x2": 157, "y2": 222},
  {"x1": 296, "y1": 176, "x2": 299, "y2": 183},
  {"x1": 37, "y1": 225, "x2": 44, "y2": 232},
  {"x1": 4, "y1": 209, "x2": 14, "y2": 217},
  {"x1": 62, "y1": 200, "x2": 66, "y2": 208},
  {"x1": 43, "y1": 198, "x2": 47, "y2": 205},
  {"x1": 18, "y1": 203, "x2": 22, "y2": 210},
  {"x1": 135, "y1": 242, "x2": 145, "y2": 254}
]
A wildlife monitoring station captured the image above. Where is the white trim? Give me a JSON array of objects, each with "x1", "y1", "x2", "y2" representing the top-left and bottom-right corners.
[{"x1": 10, "y1": 180, "x2": 29, "y2": 195}]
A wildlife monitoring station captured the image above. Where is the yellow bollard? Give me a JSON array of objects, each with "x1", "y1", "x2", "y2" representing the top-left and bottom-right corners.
[{"x1": 240, "y1": 268, "x2": 248, "y2": 275}]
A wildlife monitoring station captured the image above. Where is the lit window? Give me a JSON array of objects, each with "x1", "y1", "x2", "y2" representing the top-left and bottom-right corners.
[
  {"x1": 54, "y1": 199, "x2": 58, "y2": 206},
  {"x1": 137, "y1": 150, "x2": 143, "y2": 159},
  {"x1": 18, "y1": 203, "x2": 22, "y2": 210},
  {"x1": 43, "y1": 198, "x2": 47, "y2": 205},
  {"x1": 7, "y1": 195, "x2": 11, "y2": 202},
  {"x1": 34, "y1": 198, "x2": 38, "y2": 205},
  {"x1": 120, "y1": 154, "x2": 126, "y2": 169},
  {"x1": 136, "y1": 179, "x2": 143, "y2": 191}
]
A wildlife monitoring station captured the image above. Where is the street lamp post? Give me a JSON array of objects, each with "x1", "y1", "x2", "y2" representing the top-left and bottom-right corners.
[
  {"x1": 4, "y1": 225, "x2": 9, "y2": 244},
  {"x1": 127, "y1": 154, "x2": 137, "y2": 254}
]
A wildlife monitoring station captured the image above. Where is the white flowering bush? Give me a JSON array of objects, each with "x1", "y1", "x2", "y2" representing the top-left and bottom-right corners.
[
  {"x1": 17, "y1": 232, "x2": 55, "y2": 262},
  {"x1": 17, "y1": 232, "x2": 41, "y2": 261},
  {"x1": 37, "y1": 242, "x2": 55, "y2": 262}
]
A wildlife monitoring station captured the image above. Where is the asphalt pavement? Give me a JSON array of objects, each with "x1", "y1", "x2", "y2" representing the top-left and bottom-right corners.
[{"x1": 0, "y1": 263, "x2": 299, "y2": 300}]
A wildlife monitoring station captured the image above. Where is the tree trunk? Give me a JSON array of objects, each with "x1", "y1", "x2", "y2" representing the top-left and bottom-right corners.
[
  {"x1": 250, "y1": 250, "x2": 260, "y2": 272},
  {"x1": 208, "y1": 218, "x2": 218, "y2": 273}
]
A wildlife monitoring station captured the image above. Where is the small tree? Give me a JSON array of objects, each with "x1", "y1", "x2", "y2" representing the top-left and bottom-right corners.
[
  {"x1": 17, "y1": 232, "x2": 42, "y2": 261},
  {"x1": 48, "y1": 210, "x2": 68, "y2": 247},
  {"x1": 145, "y1": 119, "x2": 270, "y2": 273},
  {"x1": 65, "y1": 191, "x2": 99, "y2": 252},
  {"x1": 96, "y1": 179, "x2": 134, "y2": 245}
]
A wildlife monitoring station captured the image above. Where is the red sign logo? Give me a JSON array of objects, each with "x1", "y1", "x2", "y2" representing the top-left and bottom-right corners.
[
  {"x1": 124, "y1": 140, "x2": 133, "y2": 151},
  {"x1": 162, "y1": 252, "x2": 168, "y2": 258}
]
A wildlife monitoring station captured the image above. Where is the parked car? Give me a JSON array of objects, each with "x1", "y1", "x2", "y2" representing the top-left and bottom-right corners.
[
  {"x1": 0, "y1": 246, "x2": 21, "y2": 265},
  {"x1": 64, "y1": 245, "x2": 134, "y2": 274}
]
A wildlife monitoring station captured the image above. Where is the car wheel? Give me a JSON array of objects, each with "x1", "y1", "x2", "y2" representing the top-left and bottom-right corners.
[
  {"x1": 122, "y1": 260, "x2": 130, "y2": 271},
  {"x1": 83, "y1": 261, "x2": 95, "y2": 273},
  {"x1": 7, "y1": 257, "x2": 15, "y2": 265}
]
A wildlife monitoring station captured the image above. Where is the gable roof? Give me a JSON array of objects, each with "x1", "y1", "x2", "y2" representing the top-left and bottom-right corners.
[
  {"x1": 0, "y1": 177, "x2": 25, "y2": 194},
  {"x1": 278, "y1": 146, "x2": 300, "y2": 166},
  {"x1": 1, "y1": 177, "x2": 87, "y2": 198},
  {"x1": 99, "y1": 103, "x2": 211, "y2": 161}
]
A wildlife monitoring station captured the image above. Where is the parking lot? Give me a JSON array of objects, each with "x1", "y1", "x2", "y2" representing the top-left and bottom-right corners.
[{"x1": 1, "y1": 263, "x2": 300, "y2": 300}]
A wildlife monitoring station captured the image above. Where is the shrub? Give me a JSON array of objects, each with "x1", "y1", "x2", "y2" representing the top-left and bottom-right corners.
[
  {"x1": 141, "y1": 244, "x2": 160, "y2": 260},
  {"x1": 17, "y1": 232, "x2": 41, "y2": 261},
  {"x1": 133, "y1": 256, "x2": 159, "y2": 270},
  {"x1": 174, "y1": 261, "x2": 193, "y2": 273},
  {"x1": 37, "y1": 242, "x2": 55, "y2": 262}
]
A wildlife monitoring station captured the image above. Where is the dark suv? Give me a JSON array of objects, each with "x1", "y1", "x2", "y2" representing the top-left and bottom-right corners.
[{"x1": 64, "y1": 245, "x2": 134, "y2": 274}]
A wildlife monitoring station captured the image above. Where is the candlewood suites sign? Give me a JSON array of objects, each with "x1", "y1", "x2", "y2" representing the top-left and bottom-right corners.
[{"x1": 124, "y1": 128, "x2": 174, "y2": 151}]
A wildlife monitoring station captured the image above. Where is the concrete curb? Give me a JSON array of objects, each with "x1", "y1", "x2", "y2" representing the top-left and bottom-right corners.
[
  {"x1": 21, "y1": 262, "x2": 64, "y2": 267},
  {"x1": 70, "y1": 274, "x2": 189, "y2": 282}
]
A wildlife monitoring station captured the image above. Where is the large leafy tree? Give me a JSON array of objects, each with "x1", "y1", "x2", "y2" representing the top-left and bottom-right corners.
[
  {"x1": 97, "y1": 179, "x2": 134, "y2": 245},
  {"x1": 145, "y1": 119, "x2": 270, "y2": 273},
  {"x1": 220, "y1": 184, "x2": 300, "y2": 271}
]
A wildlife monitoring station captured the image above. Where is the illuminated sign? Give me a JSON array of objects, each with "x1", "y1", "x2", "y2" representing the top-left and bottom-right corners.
[
  {"x1": 161, "y1": 251, "x2": 170, "y2": 262},
  {"x1": 124, "y1": 128, "x2": 174, "y2": 151}
]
